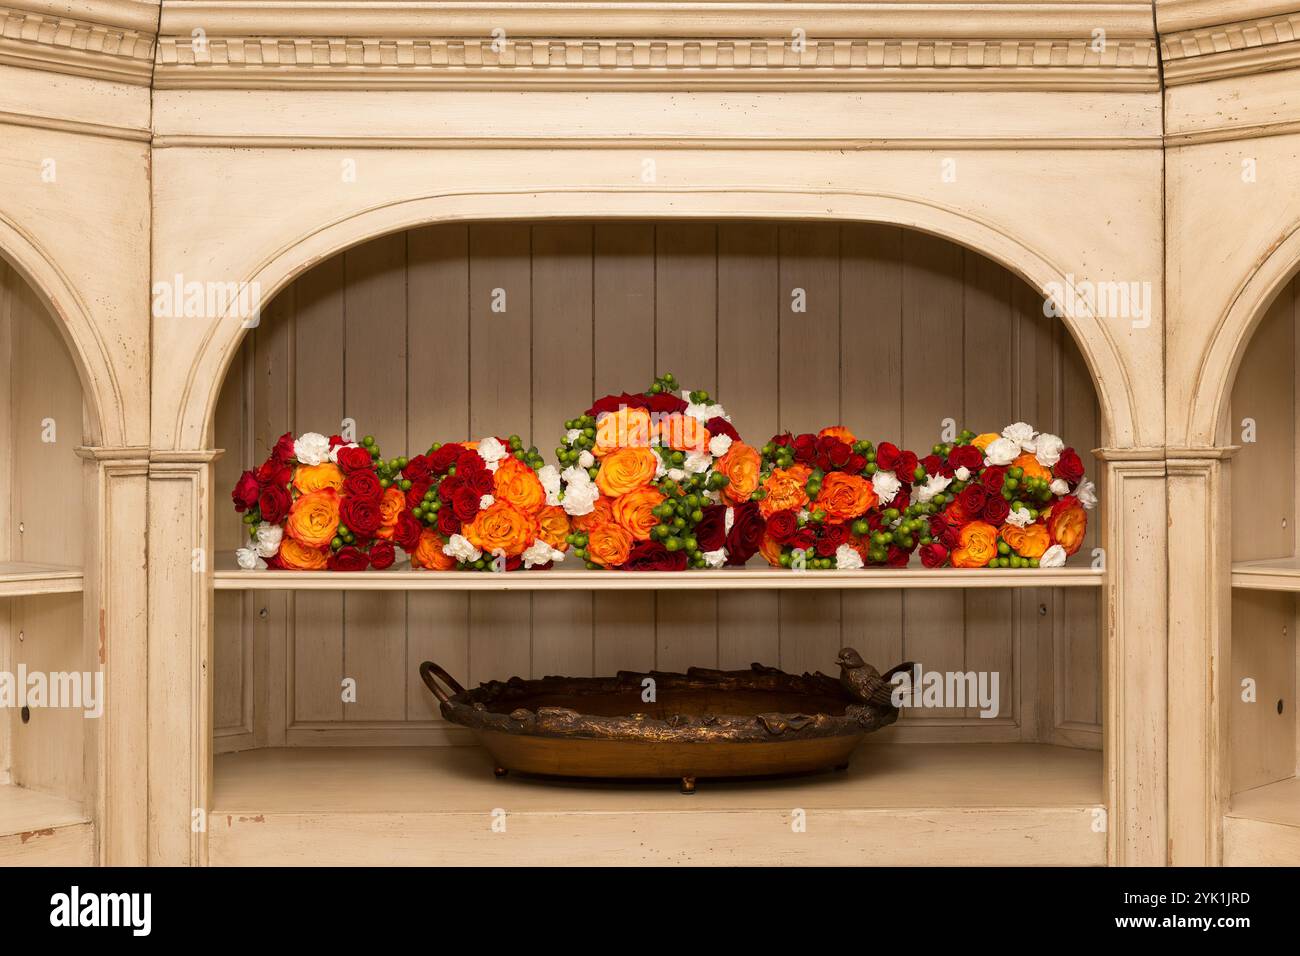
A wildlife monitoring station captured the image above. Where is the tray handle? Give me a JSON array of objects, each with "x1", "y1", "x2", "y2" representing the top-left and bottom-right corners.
[{"x1": 419, "y1": 661, "x2": 466, "y2": 705}]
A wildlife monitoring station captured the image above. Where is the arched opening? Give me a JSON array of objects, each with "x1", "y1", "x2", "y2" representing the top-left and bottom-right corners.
[
  {"x1": 0, "y1": 255, "x2": 93, "y2": 861},
  {"x1": 205, "y1": 218, "x2": 1109, "y2": 865}
]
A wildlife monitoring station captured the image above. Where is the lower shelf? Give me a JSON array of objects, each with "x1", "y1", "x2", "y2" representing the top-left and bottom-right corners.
[
  {"x1": 211, "y1": 742, "x2": 1105, "y2": 866},
  {"x1": 0, "y1": 783, "x2": 93, "y2": 865},
  {"x1": 0, "y1": 561, "x2": 83, "y2": 598},
  {"x1": 1224, "y1": 776, "x2": 1300, "y2": 866}
]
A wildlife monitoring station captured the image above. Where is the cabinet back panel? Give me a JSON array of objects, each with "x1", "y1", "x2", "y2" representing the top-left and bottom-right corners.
[{"x1": 212, "y1": 221, "x2": 1103, "y2": 748}]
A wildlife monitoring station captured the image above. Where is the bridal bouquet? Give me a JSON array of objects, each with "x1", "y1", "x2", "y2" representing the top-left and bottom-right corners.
[
  {"x1": 230, "y1": 430, "x2": 402, "y2": 571},
  {"x1": 401, "y1": 437, "x2": 568, "y2": 571},
  {"x1": 917, "y1": 423, "x2": 1097, "y2": 569},
  {"x1": 556, "y1": 372, "x2": 757, "y2": 569}
]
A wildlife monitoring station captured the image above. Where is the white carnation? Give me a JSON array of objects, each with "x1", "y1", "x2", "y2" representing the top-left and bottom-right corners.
[
  {"x1": 560, "y1": 468, "x2": 600, "y2": 516},
  {"x1": 565, "y1": 428, "x2": 582, "y2": 445},
  {"x1": 724, "y1": 507, "x2": 736, "y2": 534},
  {"x1": 293, "y1": 432, "x2": 331, "y2": 466},
  {"x1": 1034, "y1": 433, "x2": 1064, "y2": 468},
  {"x1": 1004, "y1": 506, "x2": 1034, "y2": 528},
  {"x1": 704, "y1": 489, "x2": 723, "y2": 503},
  {"x1": 702, "y1": 548, "x2": 728, "y2": 568},
  {"x1": 835, "y1": 544, "x2": 865, "y2": 570},
  {"x1": 235, "y1": 547, "x2": 265, "y2": 571},
  {"x1": 1077, "y1": 478, "x2": 1097, "y2": 510},
  {"x1": 479, "y1": 494, "x2": 495, "y2": 509},
  {"x1": 327, "y1": 441, "x2": 360, "y2": 465},
  {"x1": 983, "y1": 437, "x2": 1019, "y2": 466},
  {"x1": 522, "y1": 538, "x2": 564, "y2": 569},
  {"x1": 1001, "y1": 422, "x2": 1038, "y2": 451},
  {"x1": 685, "y1": 397, "x2": 727, "y2": 423},
  {"x1": 537, "y1": 465, "x2": 562, "y2": 506},
  {"x1": 578, "y1": 450, "x2": 594, "y2": 469},
  {"x1": 872, "y1": 469, "x2": 902, "y2": 505},
  {"x1": 1039, "y1": 544, "x2": 1067, "y2": 568},
  {"x1": 683, "y1": 450, "x2": 712, "y2": 474},
  {"x1": 253, "y1": 522, "x2": 283, "y2": 558},
  {"x1": 667, "y1": 468, "x2": 686, "y2": 482},
  {"x1": 1049, "y1": 478, "x2": 1070, "y2": 496},
  {"x1": 708, "y1": 434, "x2": 733, "y2": 458},
  {"x1": 477, "y1": 436, "x2": 508, "y2": 465},
  {"x1": 954, "y1": 466, "x2": 971, "y2": 481},
  {"x1": 443, "y1": 534, "x2": 482, "y2": 564},
  {"x1": 916, "y1": 472, "x2": 952, "y2": 504}
]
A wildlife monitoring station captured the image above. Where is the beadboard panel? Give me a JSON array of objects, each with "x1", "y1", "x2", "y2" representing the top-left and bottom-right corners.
[
  {"x1": 1229, "y1": 275, "x2": 1299, "y2": 793},
  {"x1": 211, "y1": 221, "x2": 1102, "y2": 749},
  {"x1": 0, "y1": 260, "x2": 87, "y2": 804}
]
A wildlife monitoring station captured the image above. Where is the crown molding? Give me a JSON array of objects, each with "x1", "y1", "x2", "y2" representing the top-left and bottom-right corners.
[
  {"x1": 1160, "y1": 6, "x2": 1300, "y2": 85},
  {"x1": 152, "y1": 1, "x2": 1160, "y2": 92},
  {"x1": 0, "y1": 1, "x2": 158, "y2": 85}
]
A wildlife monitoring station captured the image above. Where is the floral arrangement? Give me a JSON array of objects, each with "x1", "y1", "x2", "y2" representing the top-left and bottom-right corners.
[
  {"x1": 916, "y1": 423, "x2": 1097, "y2": 570},
  {"x1": 397, "y1": 436, "x2": 568, "y2": 572},
  {"x1": 555, "y1": 372, "x2": 761, "y2": 570},
  {"x1": 754, "y1": 427, "x2": 928, "y2": 570},
  {"x1": 231, "y1": 431, "x2": 403, "y2": 571}
]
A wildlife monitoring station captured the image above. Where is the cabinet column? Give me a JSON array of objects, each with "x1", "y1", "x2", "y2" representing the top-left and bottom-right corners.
[
  {"x1": 146, "y1": 451, "x2": 218, "y2": 866},
  {"x1": 1098, "y1": 451, "x2": 1169, "y2": 866}
]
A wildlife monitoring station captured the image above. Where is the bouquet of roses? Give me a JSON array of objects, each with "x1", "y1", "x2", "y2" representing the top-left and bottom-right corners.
[
  {"x1": 230, "y1": 430, "x2": 404, "y2": 571},
  {"x1": 556, "y1": 372, "x2": 761, "y2": 570},
  {"x1": 397, "y1": 436, "x2": 569, "y2": 572},
  {"x1": 755, "y1": 427, "x2": 925, "y2": 569},
  {"x1": 917, "y1": 423, "x2": 1097, "y2": 570}
]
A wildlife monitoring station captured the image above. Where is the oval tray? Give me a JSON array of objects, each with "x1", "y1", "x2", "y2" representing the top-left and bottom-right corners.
[{"x1": 420, "y1": 651, "x2": 910, "y2": 792}]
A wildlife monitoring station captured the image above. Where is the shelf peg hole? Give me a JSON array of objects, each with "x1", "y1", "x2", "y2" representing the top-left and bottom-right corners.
[
  {"x1": 20, "y1": 706, "x2": 30, "y2": 724},
  {"x1": 16, "y1": 522, "x2": 23, "y2": 534},
  {"x1": 258, "y1": 607, "x2": 269, "y2": 620},
  {"x1": 1279, "y1": 699, "x2": 1285, "y2": 716},
  {"x1": 1038, "y1": 604, "x2": 1048, "y2": 616},
  {"x1": 17, "y1": 630, "x2": 23, "y2": 643}
]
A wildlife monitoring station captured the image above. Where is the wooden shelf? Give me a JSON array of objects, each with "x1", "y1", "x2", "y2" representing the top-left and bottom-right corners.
[
  {"x1": 1232, "y1": 556, "x2": 1300, "y2": 591},
  {"x1": 210, "y1": 742, "x2": 1105, "y2": 866},
  {"x1": 0, "y1": 562, "x2": 83, "y2": 598},
  {"x1": 214, "y1": 556, "x2": 1104, "y2": 592},
  {"x1": 0, "y1": 783, "x2": 93, "y2": 865},
  {"x1": 1225, "y1": 776, "x2": 1300, "y2": 866}
]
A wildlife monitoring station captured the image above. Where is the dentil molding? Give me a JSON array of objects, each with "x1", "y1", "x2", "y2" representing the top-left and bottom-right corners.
[
  {"x1": 0, "y1": 1, "x2": 157, "y2": 85},
  {"x1": 1161, "y1": 8, "x2": 1300, "y2": 85}
]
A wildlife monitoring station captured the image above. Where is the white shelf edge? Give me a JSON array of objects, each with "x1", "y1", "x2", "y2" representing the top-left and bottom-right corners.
[
  {"x1": 0, "y1": 562, "x2": 85, "y2": 598},
  {"x1": 1231, "y1": 559, "x2": 1300, "y2": 592}
]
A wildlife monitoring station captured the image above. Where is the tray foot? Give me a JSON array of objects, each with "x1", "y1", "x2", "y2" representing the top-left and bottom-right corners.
[
  {"x1": 493, "y1": 766, "x2": 509, "y2": 778},
  {"x1": 680, "y1": 776, "x2": 696, "y2": 795}
]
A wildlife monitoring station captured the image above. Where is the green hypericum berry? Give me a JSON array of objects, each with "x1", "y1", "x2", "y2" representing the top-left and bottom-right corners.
[{"x1": 362, "y1": 436, "x2": 375, "y2": 447}]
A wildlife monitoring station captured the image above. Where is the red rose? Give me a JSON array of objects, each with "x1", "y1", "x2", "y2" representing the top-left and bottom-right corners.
[
  {"x1": 885, "y1": 546, "x2": 910, "y2": 567},
  {"x1": 876, "y1": 442, "x2": 901, "y2": 472},
  {"x1": 232, "y1": 470, "x2": 261, "y2": 512},
  {"x1": 430, "y1": 443, "x2": 464, "y2": 474},
  {"x1": 369, "y1": 540, "x2": 396, "y2": 569},
  {"x1": 815, "y1": 522, "x2": 849, "y2": 557},
  {"x1": 393, "y1": 512, "x2": 422, "y2": 550},
  {"x1": 402, "y1": 454, "x2": 434, "y2": 483},
  {"x1": 257, "y1": 459, "x2": 292, "y2": 487},
  {"x1": 981, "y1": 466, "x2": 1007, "y2": 494},
  {"x1": 848, "y1": 453, "x2": 867, "y2": 472},
  {"x1": 770, "y1": 432, "x2": 794, "y2": 448},
  {"x1": 340, "y1": 496, "x2": 381, "y2": 537},
  {"x1": 983, "y1": 496, "x2": 1011, "y2": 525},
  {"x1": 958, "y1": 484, "x2": 987, "y2": 515},
  {"x1": 328, "y1": 546, "x2": 369, "y2": 572},
  {"x1": 438, "y1": 476, "x2": 460, "y2": 503},
  {"x1": 645, "y1": 392, "x2": 689, "y2": 415},
  {"x1": 792, "y1": 433, "x2": 818, "y2": 464},
  {"x1": 790, "y1": 529, "x2": 816, "y2": 552},
  {"x1": 336, "y1": 445, "x2": 373, "y2": 473},
  {"x1": 452, "y1": 486, "x2": 482, "y2": 522},
  {"x1": 705, "y1": 416, "x2": 740, "y2": 442},
  {"x1": 817, "y1": 436, "x2": 852, "y2": 470},
  {"x1": 436, "y1": 509, "x2": 461, "y2": 537},
  {"x1": 343, "y1": 470, "x2": 383, "y2": 503},
  {"x1": 1054, "y1": 448, "x2": 1085, "y2": 485},
  {"x1": 406, "y1": 478, "x2": 432, "y2": 510},
  {"x1": 724, "y1": 502, "x2": 765, "y2": 565},
  {"x1": 695, "y1": 505, "x2": 728, "y2": 552},
  {"x1": 766, "y1": 509, "x2": 798, "y2": 545},
  {"x1": 949, "y1": 444, "x2": 983, "y2": 472},
  {"x1": 895, "y1": 450, "x2": 918, "y2": 478},
  {"x1": 469, "y1": 468, "x2": 495, "y2": 496},
  {"x1": 455, "y1": 450, "x2": 485, "y2": 475},
  {"x1": 622, "y1": 540, "x2": 689, "y2": 572},
  {"x1": 587, "y1": 392, "x2": 651, "y2": 417},
  {"x1": 271, "y1": 432, "x2": 296, "y2": 462},
  {"x1": 258, "y1": 484, "x2": 291, "y2": 524},
  {"x1": 920, "y1": 454, "x2": 943, "y2": 477},
  {"x1": 920, "y1": 543, "x2": 949, "y2": 568}
]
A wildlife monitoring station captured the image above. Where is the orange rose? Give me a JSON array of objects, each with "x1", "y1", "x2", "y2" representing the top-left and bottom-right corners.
[
  {"x1": 286, "y1": 488, "x2": 340, "y2": 548},
  {"x1": 971, "y1": 433, "x2": 999, "y2": 451},
  {"x1": 586, "y1": 522, "x2": 633, "y2": 568},
  {"x1": 952, "y1": 521, "x2": 999, "y2": 568},
  {"x1": 595, "y1": 406, "x2": 653, "y2": 456},
  {"x1": 572, "y1": 497, "x2": 614, "y2": 533},
  {"x1": 294, "y1": 462, "x2": 344, "y2": 495},
  {"x1": 811, "y1": 472, "x2": 878, "y2": 523},
  {"x1": 410, "y1": 527, "x2": 456, "y2": 570},
  {"x1": 612, "y1": 485, "x2": 665, "y2": 541},
  {"x1": 717, "y1": 442, "x2": 761, "y2": 506},
  {"x1": 278, "y1": 538, "x2": 329, "y2": 571},
  {"x1": 1047, "y1": 500, "x2": 1087, "y2": 556},
  {"x1": 759, "y1": 533, "x2": 785, "y2": 568},
  {"x1": 656, "y1": 413, "x2": 709, "y2": 454},
  {"x1": 1012, "y1": 452, "x2": 1051, "y2": 482},
  {"x1": 464, "y1": 501, "x2": 539, "y2": 558},
  {"x1": 493, "y1": 457, "x2": 546, "y2": 514},
  {"x1": 818, "y1": 426, "x2": 856, "y2": 444},
  {"x1": 1000, "y1": 522, "x2": 1050, "y2": 559},
  {"x1": 596, "y1": 446, "x2": 659, "y2": 498},
  {"x1": 538, "y1": 505, "x2": 571, "y2": 552},
  {"x1": 759, "y1": 464, "x2": 812, "y2": 518},
  {"x1": 374, "y1": 486, "x2": 407, "y2": 540}
]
